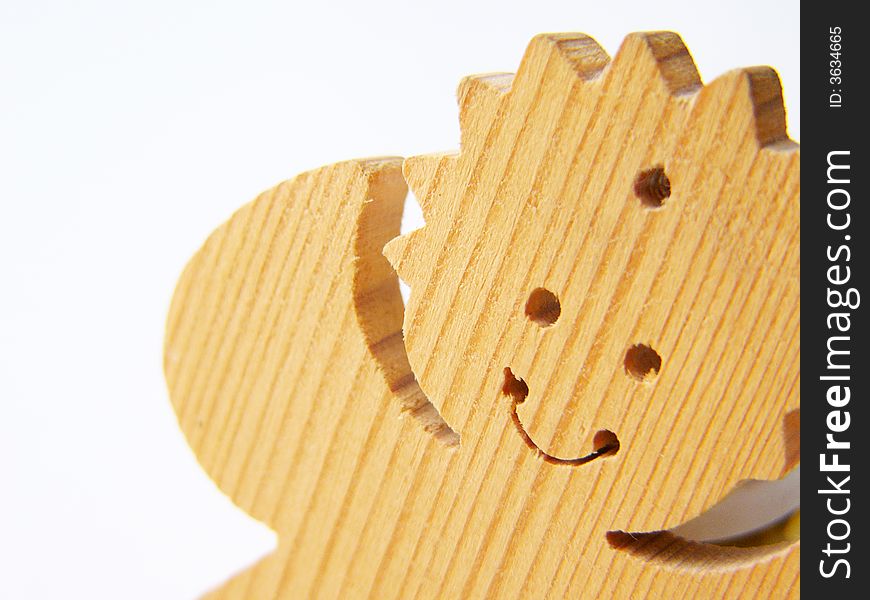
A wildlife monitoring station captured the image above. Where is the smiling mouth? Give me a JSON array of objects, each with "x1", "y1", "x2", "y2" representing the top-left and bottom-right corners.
[{"x1": 502, "y1": 367, "x2": 620, "y2": 466}]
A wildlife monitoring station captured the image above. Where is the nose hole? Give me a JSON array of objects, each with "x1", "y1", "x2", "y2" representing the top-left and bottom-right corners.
[
  {"x1": 525, "y1": 288, "x2": 561, "y2": 327},
  {"x1": 624, "y1": 343, "x2": 662, "y2": 381}
]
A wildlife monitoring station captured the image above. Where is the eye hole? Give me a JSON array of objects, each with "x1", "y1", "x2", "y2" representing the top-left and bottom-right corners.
[
  {"x1": 634, "y1": 166, "x2": 671, "y2": 208},
  {"x1": 525, "y1": 288, "x2": 561, "y2": 327},
  {"x1": 624, "y1": 343, "x2": 662, "y2": 381}
]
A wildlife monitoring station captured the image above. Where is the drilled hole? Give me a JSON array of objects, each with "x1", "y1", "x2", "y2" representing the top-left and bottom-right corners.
[
  {"x1": 525, "y1": 288, "x2": 561, "y2": 327},
  {"x1": 634, "y1": 166, "x2": 671, "y2": 208},
  {"x1": 502, "y1": 367, "x2": 529, "y2": 403},
  {"x1": 624, "y1": 343, "x2": 662, "y2": 381},
  {"x1": 593, "y1": 430, "x2": 620, "y2": 457}
]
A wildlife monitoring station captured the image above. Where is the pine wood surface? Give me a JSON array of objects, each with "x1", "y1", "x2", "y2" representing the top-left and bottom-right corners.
[{"x1": 164, "y1": 32, "x2": 800, "y2": 599}]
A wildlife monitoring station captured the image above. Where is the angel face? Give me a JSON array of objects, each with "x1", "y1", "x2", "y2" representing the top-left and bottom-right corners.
[
  {"x1": 164, "y1": 31, "x2": 799, "y2": 597},
  {"x1": 385, "y1": 32, "x2": 799, "y2": 525}
]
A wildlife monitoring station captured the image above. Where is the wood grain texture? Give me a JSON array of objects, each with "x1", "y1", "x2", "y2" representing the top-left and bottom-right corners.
[{"x1": 165, "y1": 31, "x2": 799, "y2": 599}]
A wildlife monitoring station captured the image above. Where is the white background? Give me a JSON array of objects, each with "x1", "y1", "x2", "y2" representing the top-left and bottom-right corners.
[{"x1": 1, "y1": 1, "x2": 798, "y2": 598}]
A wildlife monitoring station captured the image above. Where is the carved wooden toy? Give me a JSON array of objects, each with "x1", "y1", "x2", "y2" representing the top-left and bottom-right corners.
[{"x1": 164, "y1": 32, "x2": 800, "y2": 598}]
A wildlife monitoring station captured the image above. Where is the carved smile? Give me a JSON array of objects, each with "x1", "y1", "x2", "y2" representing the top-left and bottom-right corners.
[{"x1": 502, "y1": 367, "x2": 620, "y2": 466}]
